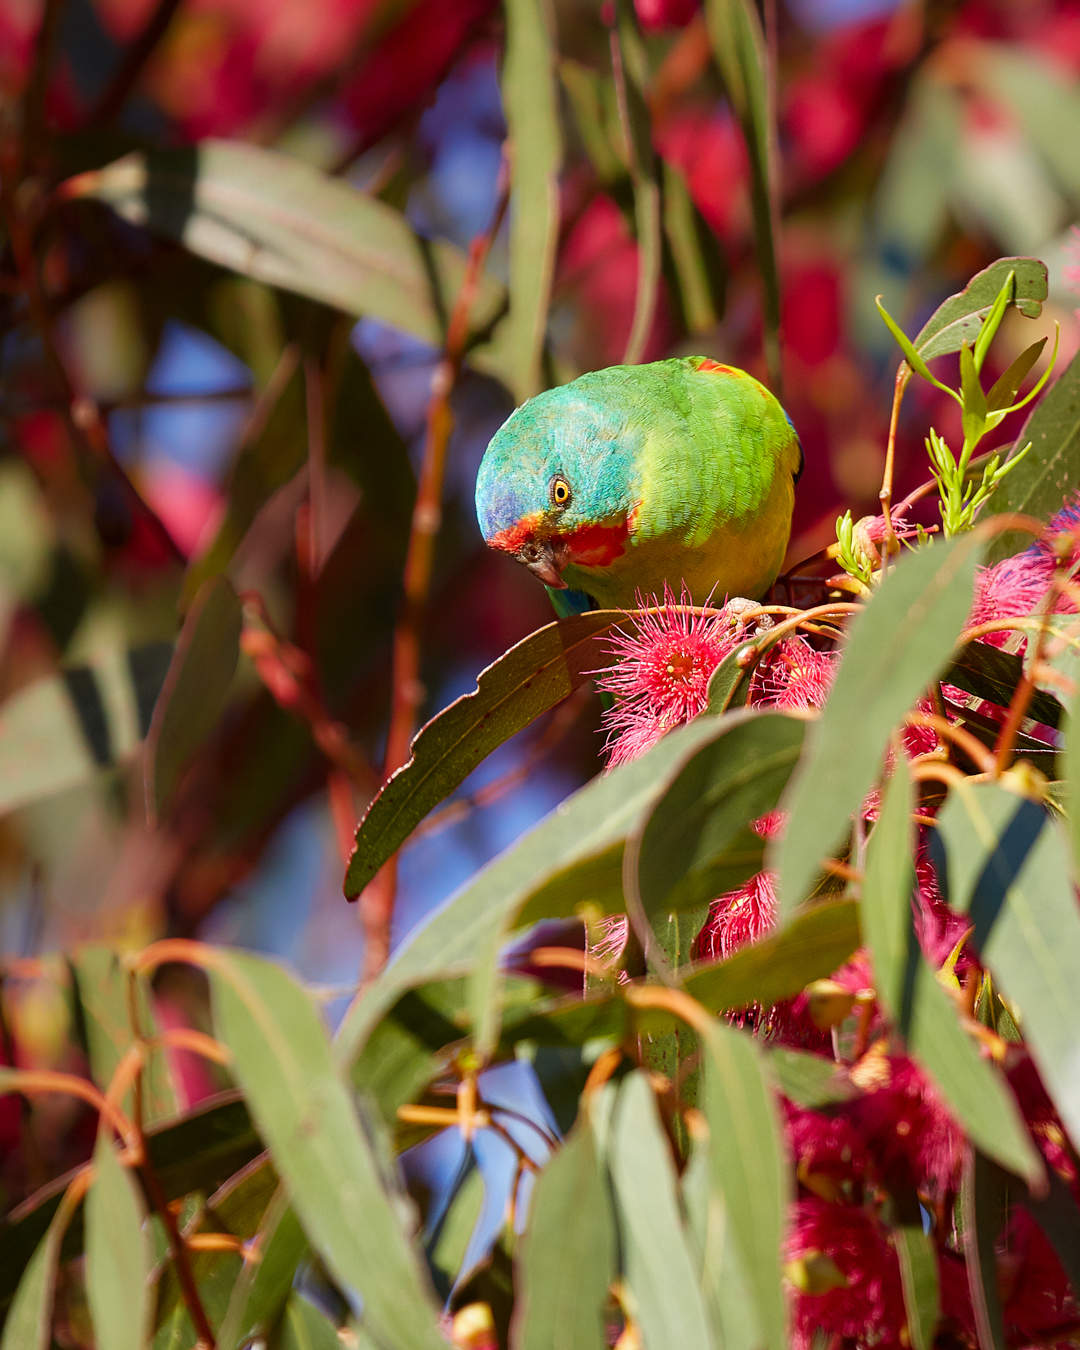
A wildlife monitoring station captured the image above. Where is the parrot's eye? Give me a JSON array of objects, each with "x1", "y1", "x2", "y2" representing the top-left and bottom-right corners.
[{"x1": 550, "y1": 475, "x2": 572, "y2": 508}]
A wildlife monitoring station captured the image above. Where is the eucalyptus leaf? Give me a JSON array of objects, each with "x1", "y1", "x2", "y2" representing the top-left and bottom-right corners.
[{"x1": 86, "y1": 1132, "x2": 151, "y2": 1350}]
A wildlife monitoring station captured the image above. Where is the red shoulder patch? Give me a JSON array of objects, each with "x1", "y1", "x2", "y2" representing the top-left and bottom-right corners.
[{"x1": 695, "y1": 358, "x2": 741, "y2": 376}]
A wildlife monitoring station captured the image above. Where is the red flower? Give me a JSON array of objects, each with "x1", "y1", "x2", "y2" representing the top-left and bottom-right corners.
[
  {"x1": 786, "y1": 1198, "x2": 906, "y2": 1350},
  {"x1": 852, "y1": 1052, "x2": 964, "y2": 1194},
  {"x1": 596, "y1": 585, "x2": 737, "y2": 767},
  {"x1": 695, "y1": 870, "x2": 777, "y2": 962},
  {"x1": 784, "y1": 1100, "x2": 870, "y2": 1200}
]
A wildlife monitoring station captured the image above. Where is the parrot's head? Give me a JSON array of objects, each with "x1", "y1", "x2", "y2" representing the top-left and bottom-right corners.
[{"x1": 475, "y1": 382, "x2": 641, "y2": 591}]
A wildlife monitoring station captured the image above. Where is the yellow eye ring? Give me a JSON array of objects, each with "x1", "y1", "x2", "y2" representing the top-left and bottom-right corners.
[{"x1": 550, "y1": 476, "x2": 571, "y2": 508}]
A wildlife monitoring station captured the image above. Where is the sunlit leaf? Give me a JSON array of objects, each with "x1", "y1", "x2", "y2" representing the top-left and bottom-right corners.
[
  {"x1": 894, "y1": 1219, "x2": 939, "y2": 1350},
  {"x1": 862, "y1": 761, "x2": 1041, "y2": 1183},
  {"x1": 209, "y1": 952, "x2": 446, "y2": 1349},
  {"x1": 776, "y1": 534, "x2": 982, "y2": 914},
  {"x1": 912, "y1": 256, "x2": 1047, "y2": 363}
]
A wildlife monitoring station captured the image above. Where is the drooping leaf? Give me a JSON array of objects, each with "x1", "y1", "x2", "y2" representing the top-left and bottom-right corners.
[
  {"x1": 338, "y1": 711, "x2": 755, "y2": 1063},
  {"x1": 145, "y1": 575, "x2": 241, "y2": 820},
  {"x1": 345, "y1": 611, "x2": 627, "y2": 897},
  {"x1": 502, "y1": 0, "x2": 562, "y2": 400},
  {"x1": 208, "y1": 952, "x2": 446, "y2": 1349},
  {"x1": 768, "y1": 1048, "x2": 855, "y2": 1109},
  {"x1": 511, "y1": 1118, "x2": 615, "y2": 1350},
  {"x1": 631, "y1": 711, "x2": 805, "y2": 920},
  {"x1": 862, "y1": 761, "x2": 1042, "y2": 1183},
  {"x1": 703, "y1": 0, "x2": 781, "y2": 386},
  {"x1": 776, "y1": 534, "x2": 982, "y2": 915},
  {"x1": 934, "y1": 781, "x2": 1080, "y2": 1151},
  {"x1": 607, "y1": 1072, "x2": 715, "y2": 1345},
  {"x1": 681, "y1": 1140, "x2": 759, "y2": 1348},
  {"x1": 427, "y1": 1156, "x2": 487, "y2": 1302},
  {"x1": 986, "y1": 348, "x2": 1080, "y2": 561},
  {"x1": 0, "y1": 643, "x2": 171, "y2": 815},
  {"x1": 86, "y1": 1131, "x2": 151, "y2": 1350},
  {"x1": 63, "y1": 142, "x2": 516, "y2": 383},
  {"x1": 699, "y1": 1020, "x2": 790, "y2": 1350},
  {"x1": 610, "y1": 0, "x2": 661, "y2": 366}
]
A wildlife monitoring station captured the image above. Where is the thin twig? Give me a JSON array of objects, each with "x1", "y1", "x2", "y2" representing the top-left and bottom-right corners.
[
  {"x1": 878, "y1": 364, "x2": 911, "y2": 560},
  {"x1": 358, "y1": 154, "x2": 510, "y2": 982},
  {"x1": 88, "y1": 0, "x2": 185, "y2": 124}
]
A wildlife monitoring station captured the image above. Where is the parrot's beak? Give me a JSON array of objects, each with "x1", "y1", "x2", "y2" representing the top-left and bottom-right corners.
[{"x1": 519, "y1": 537, "x2": 568, "y2": 589}]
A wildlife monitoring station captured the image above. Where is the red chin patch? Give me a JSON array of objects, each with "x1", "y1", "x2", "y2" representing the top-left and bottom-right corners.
[{"x1": 560, "y1": 517, "x2": 631, "y2": 568}]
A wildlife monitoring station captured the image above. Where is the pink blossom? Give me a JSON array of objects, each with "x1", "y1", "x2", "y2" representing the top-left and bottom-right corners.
[
  {"x1": 695, "y1": 871, "x2": 777, "y2": 963},
  {"x1": 596, "y1": 585, "x2": 737, "y2": 767},
  {"x1": 852, "y1": 1052, "x2": 964, "y2": 1194},
  {"x1": 786, "y1": 1198, "x2": 906, "y2": 1350},
  {"x1": 750, "y1": 635, "x2": 836, "y2": 711}
]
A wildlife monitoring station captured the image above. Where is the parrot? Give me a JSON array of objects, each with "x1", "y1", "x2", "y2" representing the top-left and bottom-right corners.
[{"x1": 474, "y1": 356, "x2": 802, "y2": 614}]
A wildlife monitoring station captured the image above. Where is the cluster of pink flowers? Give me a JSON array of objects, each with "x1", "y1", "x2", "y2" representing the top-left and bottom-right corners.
[{"x1": 591, "y1": 505, "x2": 1080, "y2": 1345}]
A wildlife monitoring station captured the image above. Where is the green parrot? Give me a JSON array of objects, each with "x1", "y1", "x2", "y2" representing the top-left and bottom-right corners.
[{"x1": 474, "y1": 356, "x2": 802, "y2": 613}]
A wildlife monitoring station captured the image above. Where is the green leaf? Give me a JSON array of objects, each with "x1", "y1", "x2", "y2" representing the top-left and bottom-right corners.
[
  {"x1": 705, "y1": 639, "x2": 756, "y2": 712},
  {"x1": 70, "y1": 945, "x2": 177, "y2": 1125},
  {"x1": 630, "y1": 710, "x2": 805, "y2": 921},
  {"x1": 271, "y1": 1294, "x2": 342, "y2": 1350},
  {"x1": 1, "y1": 1200, "x2": 65, "y2": 1350},
  {"x1": 0, "y1": 1094, "x2": 262, "y2": 1312},
  {"x1": 512, "y1": 1118, "x2": 615, "y2": 1350},
  {"x1": 684, "y1": 897, "x2": 860, "y2": 1011},
  {"x1": 145, "y1": 576, "x2": 241, "y2": 821},
  {"x1": 862, "y1": 761, "x2": 1042, "y2": 1184},
  {"x1": 0, "y1": 643, "x2": 171, "y2": 815},
  {"x1": 894, "y1": 1220, "x2": 940, "y2": 1350},
  {"x1": 63, "y1": 142, "x2": 516, "y2": 384},
  {"x1": 987, "y1": 338, "x2": 1047, "y2": 413},
  {"x1": 337, "y1": 712, "x2": 747, "y2": 1063},
  {"x1": 944, "y1": 640, "x2": 1062, "y2": 729},
  {"x1": 607, "y1": 1072, "x2": 715, "y2": 1345},
  {"x1": 428, "y1": 1157, "x2": 486, "y2": 1301},
  {"x1": 913, "y1": 256, "x2": 1047, "y2": 363},
  {"x1": 209, "y1": 952, "x2": 446, "y2": 1349},
  {"x1": 972, "y1": 270, "x2": 1015, "y2": 374},
  {"x1": 502, "y1": 0, "x2": 562, "y2": 401},
  {"x1": 934, "y1": 781, "x2": 1080, "y2": 1151},
  {"x1": 776, "y1": 534, "x2": 983, "y2": 914},
  {"x1": 768, "y1": 1047, "x2": 854, "y2": 1109},
  {"x1": 218, "y1": 1186, "x2": 308, "y2": 1350},
  {"x1": 344, "y1": 611, "x2": 627, "y2": 897},
  {"x1": 660, "y1": 160, "x2": 724, "y2": 335},
  {"x1": 611, "y1": 0, "x2": 661, "y2": 366},
  {"x1": 699, "y1": 1021, "x2": 790, "y2": 1350},
  {"x1": 959, "y1": 342, "x2": 989, "y2": 445},
  {"x1": 875, "y1": 295, "x2": 943, "y2": 386},
  {"x1": 86, "y1": 1131, "x2": 151, "y2": 1350},
  {"x1": 976, "y1": 45, "x2": 1080, "y2": 201},
  {"x1": 703, "y1": 0, "x2": 781, "y2": 386},
  {"x1": 680, "y1": 1140, "x2": 759, "y2": 1348},
  {"x1": 986, "y1": 347, "x2": 1080, "y2": 562}
]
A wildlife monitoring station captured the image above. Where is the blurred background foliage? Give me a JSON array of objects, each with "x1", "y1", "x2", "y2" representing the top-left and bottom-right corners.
[{"x1": 0, "y1": 0, "x2": 1078, "y2": 1211}]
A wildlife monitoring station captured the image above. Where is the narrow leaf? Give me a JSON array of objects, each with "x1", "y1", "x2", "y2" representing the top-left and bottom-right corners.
[
  {"x1": 986, "y1": 337, "x2": 1047, "y2": 412},
  {"x1": 960, "y1": 1151, "x2": 1008, "y2": 1350},
  {"x1": 272, "y1": 1294, "x2": 342, "y2": 1350},
  {"x1": 699, "y1": 1021, "x2": 790, "y2": 1350},
  {"x1": 681, "y1": 1142, "x2": 759, "y2": 1347},
  {"x1": 894, "y1": 1221, "x2": 940, "y2": 1350},
  {"x1": 0, "y1": 1202, "x2": 67, "y2": 1350},
  {"x1": 86, "y1": 1132, "x2": 151, "y2": 1350},
  {"x1": 934, "y1": 782, "x2": 1080, "y2": 1151},
  {"x1": 145, "y1": 575, "x2": 241, "y2": 821},
  {"x1": 704, "y1": 0, "x2": 781, "y2": 385},
  {"x1": 607, "y1": 1072, "x2": 714, "y2": 1346},
  {"x1": 862, "y1": 761, "x2": 1042, "y2": 1184},
  {"x1": 345, "y1": 611, "x2": 627, "y2": 897},
  {"x1": 512, "y1": 1119, "x2": 615, "y2": 1350},
  {"x1": 502, "y1": 0, "x2": 562, "y2": 400},
  {"x1": 63, "y1": 142, "x2": 516, "y2": 384},
  {"x1": 209, "y1": 952, "x2": 446, "y2": 1350},
  {"x1": 776, "y1": 535, "x2": 982, "y2": 914}
]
